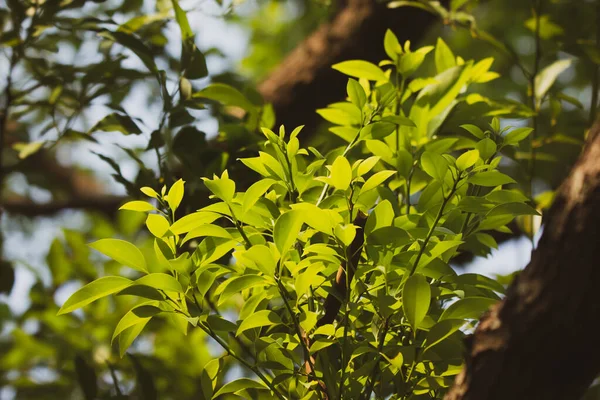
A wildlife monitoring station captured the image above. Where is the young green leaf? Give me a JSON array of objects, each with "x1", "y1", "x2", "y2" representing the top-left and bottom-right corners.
[
  {"x1": 112, "y1": 302, "x2": 162, "y2": 343},
  {"x1": 332, "y1": 60, "x2": 388, "y2": 81},
  {"x1": 170, "y1": 211, "x2": 221, "y2": 235},
  {"x1": 347, "y1": 78, "x2": 367, "y2": 109},
  {"x1": 118, "y1": 319, "x2": 150, "y2": 358},
  {"x1": 57, "y1": 276, "x2": 132, "y2": 315},
  {"x1": 274, "y1": 210, "x2": 304, "y2": 255},
  {"x1": 216, "y1": 275, "x2": 271, "y2": 306},
  {"x1": 89, "y1": 239, "x2": 147, "y2": 273},
  {"x1": 468, "y1": 170, "x2": 516, "y2": 186},
  {"x1": 146, "y1": 214, "x2": 170, "y2": 238},
  {"x1": 329, "y1": 156, "x2": 352, "y2": 191},
  {"x1": 236, "y1": 310, "x2": 282, "y2": 336},
  {"x1": 460, "y1": 124, "x2": 485, "y2": 139},
  {"x1": 384, "y1": 29, "x2": 402, "y2": 61},
  {"x1": 503, "y1": 127, "x2": 533, "y2": 146},
  {"x1": 120, "y1": 201, "x2": 155, "y2": 212},
  {"x1": 435, "y1": 37, "x2": 456, "y2": 73},
  {"x1": 166, "y1": 179, "x2": 185, "y2": 213},
  {"x1": 439, "y1": 297, "x2": 496, "y2": 320},
  {"x1": 133, "y1": 273, "x2": 183, "y2": 293},
  {"x1": 243, "y1": 179, "x2": 276, "y2": 213},
  {"x1": 213, "y1": 378, "x2": 267, "y2": 397},
  {"x1": 421, "y1": 151, "x2": 448, "y2": 181},
  {"x1": 534, "y1": 59, "x2": 572, "y2": 106},
  {"x1": 456, "y1": 149, "x2": 479, "y2": 170},
  {"x1": 359, "y1": 170, "x2": 396, "y2": 195},
  {"x1": 402, "y1": 273, "x2": 431, "y2": 331}
]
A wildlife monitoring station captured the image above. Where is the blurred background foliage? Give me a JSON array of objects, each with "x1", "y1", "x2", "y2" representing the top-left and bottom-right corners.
[{"x1": 0, "y1": 0, "x2": 597, "y2": 398}]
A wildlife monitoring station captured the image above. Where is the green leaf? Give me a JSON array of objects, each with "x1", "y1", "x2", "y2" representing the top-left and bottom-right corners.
[
  {"x1": 112, "y1": 302, "x2": 161, "y2": 343},
  {"x1": 310, "y1": 339, "x2": 336, "y2": 354},
  {"x1": 359, "y1": 170, "x2": 396, "y2": 195},
  {"x1": 90, "y1": 113, "x2": 142, "y2": 135},
  {"x1": 356, "y1": 156, "x2": 381, "y2": 177},
  {"x1": 120, "y1": 201, "x2": 155, "y2": 212},
  {"x1": 423, "y1": 319, "x2": 464, "y2": 352},
  {"x1": 402, "y1": 273, "x2": 431, "y2": 331},
  {"x1": 468, "y1": 170, "x2": 515, "y2": 187},
  {"x1": 274, "y1": 210, "x2": 304, "y2": 255},
  {"x1": 57, "y1": 276, "x2": 132, "y2": 315},
  {"x1": 182, "y1": 224, "x2": 232, "y2": 244},
  {"x1": 524, "y1": 14, "x2": 564, "y2": 40},
  {"x1": 330, "y1": 156, "x2": 352, "y2": 191},
  {"x1": 440, "y1": 297, "x2": 496, "y2": 320},
  {"x1": 384, "y1": 29, "x2": 402, "y2": 61},
  {"x1": 486, "y1": 190, "x2": 529, "y2": 204},
  {"x1": 421, "y1": 151, "x2": 448, "y2": 181},
  {"x1": 194, "y1": 83, "x2": 255, "y2": 111},
  {"x1": 456, "y1": 149, "x2": 479, "y2": 170},
  {"x1": 182, "y1": 37, "x2": 208, "y2": 80},
  {"x1": 435, "y1": 37, "x2": 456, "y2": 73},
  {"x1": 451, "y1": 273, "x2": 506, "y2": 294},
  {"x1": 332, "y1": 60, "x2": 387, "y2": 81},
  {"x1": 334, "y1": 224, "x2": 357, "y2": 247},
  {"x1": 487, "y1": 202, "x2": 540, "y2": 217},
  {"x1": 460, "y1": 124, "x2": 485, "y2": 139},
  {"x1": 133, "y1": 273, "x2": 183, "y2": 293},
  {"x1": 243, "y1": 179, "x2": 276, "y2": 213},
  {"x1": 213, "y1": 378, "x2": 267, "y2": 397},
  {"x1": 167, "y1": 179, "x2": 185, "y2": 213},
  {"x1": 347, "y1": 79, "x2": 367, "y2": 109},
  {"x1": 146, "y1": 214, "x2": 170, "y2": 238},
  {"x1": 236, "y1": 310, "x2": 282, "y2": 336},
  {"x1": 534, "y1": 59, "x2": 572, "y2": 106},
  {"x1": 238, "y1": 245, "x2": 277, "y2": 276},
  {"x1": 398, "y1": 46, "x2": 434, "y2": 76},
  {"x1": 98, "y1": 31, "x2": 158, "y2": 76},
  {"x1": 89, "y1": 239, "x2": 147, "y2": 273},
  {"x1": 216, "y1": 274, "x2": 270, "y2": 306},
  {"x1": 118, "y1": 319, "x2": 149, "y2": 358},
  {"x1": 170, "y1": 211, "x2": 221, "y2": 235},
  {"x1": 476, "y1": 138, "x2": 497, "y2": 161},
  {"x1": 15, "y1": 141, "x2": 44, "y2": 159},
  {"x1": 203, "y1": 176, "x2": 235, "y2": 203},
  {"x1": 359, "y1": 122, "x2": 397, "y2": 140},
  {"x1": 171, "y1": 0, "x2": 193, "y2": 39},
  {"x1": 503, "y1": 127, "x2": 533, "y2": 146}
]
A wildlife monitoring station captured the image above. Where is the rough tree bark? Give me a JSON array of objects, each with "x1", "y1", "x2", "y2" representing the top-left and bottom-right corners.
[{"x1": 445, "y1": 122, "x2": 600, "y2": 400}]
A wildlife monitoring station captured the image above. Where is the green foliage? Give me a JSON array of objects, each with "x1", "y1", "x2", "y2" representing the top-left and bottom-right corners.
[
  {"x1": 3, "y1": 0, "x2": 596, "y2": 398},
  {"x1": 56, "y1": 31, "x2": 542, "y2": 399}
]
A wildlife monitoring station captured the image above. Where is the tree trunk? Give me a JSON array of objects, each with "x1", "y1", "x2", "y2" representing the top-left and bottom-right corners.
[{"x1": 445, "y1": 122, "x2": 600, "y2": 400}]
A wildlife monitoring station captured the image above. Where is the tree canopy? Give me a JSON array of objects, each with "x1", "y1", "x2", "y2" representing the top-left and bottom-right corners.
[{"x1": 1, "y1": 0, "x2": 599, "y2": 399}]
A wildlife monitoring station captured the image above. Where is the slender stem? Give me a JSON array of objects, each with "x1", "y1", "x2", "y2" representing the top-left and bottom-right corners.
[
  {"x1": 316, "y1": 108, "x2": 380, "y2": 207},
  {"x1": 409, "y1": 179, "x2": 459, "y2": 276},
  {"x1": 405, "y1": 168, "x2": 413, "y2": 215},
  {"x1": 199, "y1": 321, "x2": 287, "y2": 400},
  {"x1": 227, "y1": 203, "x2": 251, "y2": 249},
  {"x1": 106, "y1": 362, "x2": 123, "y2": 396},
  {"x1": 361, "y1": 317, "x2": 390, "y2": 400},
  {"x1": 337, "y1": 244, "x2": 354, "y2": 400},
  {"x1": 282, "y1": 145, "x2": 298, "y2": 201},
  {"x1": 275, "y1": 277, "x2": 322, "y2": 397}
]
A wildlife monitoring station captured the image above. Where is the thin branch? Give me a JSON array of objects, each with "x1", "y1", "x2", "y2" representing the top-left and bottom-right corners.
[{"x1": 1, "y1": 195, "x2": 126, "y2": 217}]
